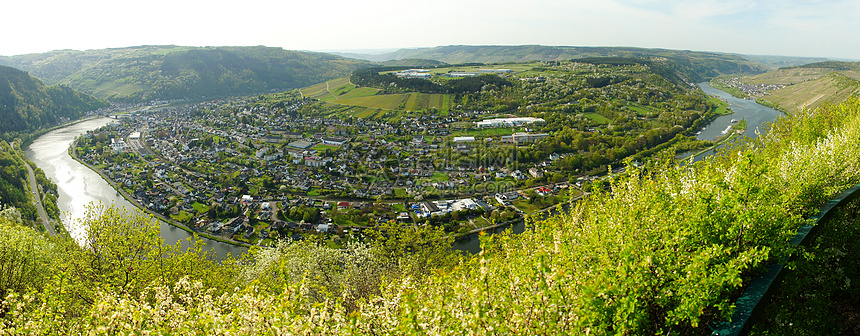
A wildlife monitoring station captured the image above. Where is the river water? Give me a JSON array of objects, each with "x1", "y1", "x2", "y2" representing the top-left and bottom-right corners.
[
  {"x1": 25, "y1": 118, "x2": 246, "y2": 259},
  {"x1": 27, "y1": 84, "x2": 781, "y2": 256},
  {"x1": 455, "y1": 83, "x2": 784, "y2": 253},
  {"x1": 687, "y1": 83, "x2": 784, "y2": 160}
]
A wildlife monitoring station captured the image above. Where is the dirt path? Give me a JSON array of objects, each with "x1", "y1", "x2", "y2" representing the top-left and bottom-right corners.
[{"x1": 804, "y1": 93, "x2": 827, "y2": 109}]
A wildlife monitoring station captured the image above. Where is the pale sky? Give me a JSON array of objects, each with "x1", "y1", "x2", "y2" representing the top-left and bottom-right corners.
[{"x1": 2, "y1": 0, "x2": 858, "y2": 59}]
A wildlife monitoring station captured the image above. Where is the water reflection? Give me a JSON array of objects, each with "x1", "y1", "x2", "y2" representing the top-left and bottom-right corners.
[{"x1": 25, "y1": 118, "x2": 246, "y2": 259}]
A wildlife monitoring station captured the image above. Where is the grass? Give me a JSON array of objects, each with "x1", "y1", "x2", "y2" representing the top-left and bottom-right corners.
[
  {"x1": 626, "y1": 103, "x2": 659, "y2": 116},
  {"x1": 300, "y1": 77, "x2": 453, "y2": 117},
  {"x1": 337, "y1": 94, "x2": 408, "y2": 110},
  {"x1": 708, "y1": 97, "x2": 732, "y2": 115},
  {"x1": 171, "y1": 210, "x2": 192, "y2": 223},
  {"x1": 313, "y1": 144, "x2": 339, "y2": 152},
  {"x1": 191, "y1": 202, "x2": 208, "y2": 213},
  {"x1": 512, "y1": 199, "x2": 541, "y2": 214},
  {"x1": 583, "y1": 112, "x2": 611, "y2": 124}
]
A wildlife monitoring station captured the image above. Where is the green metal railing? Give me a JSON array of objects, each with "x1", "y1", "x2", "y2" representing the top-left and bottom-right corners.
[{"x1": 710, "y1": 183, "x2": 860, "y2": 335}]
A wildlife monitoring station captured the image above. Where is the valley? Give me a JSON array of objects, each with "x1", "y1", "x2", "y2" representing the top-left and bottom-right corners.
[
  {"x1": 1, "y1": 43, "x2": 858, "y2": 335},
  {"x1": 70, "y1": 59, "x2": 730, "y2": 247}
]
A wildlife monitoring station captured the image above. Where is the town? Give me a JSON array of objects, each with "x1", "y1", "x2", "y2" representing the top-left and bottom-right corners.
[
  {"x1": 74, "y1": 60, "x2": 726, "y2": 247},
  {"x1": 76, "y1": 99, "x2": 585, "y2": 247}
]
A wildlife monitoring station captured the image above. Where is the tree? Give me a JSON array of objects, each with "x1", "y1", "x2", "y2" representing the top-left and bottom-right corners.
[{"x1": 0, "y1": 207, "x2": 55, "y2": 300}]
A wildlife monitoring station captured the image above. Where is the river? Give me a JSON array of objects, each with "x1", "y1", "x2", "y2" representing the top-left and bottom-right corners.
[
  {"x1": 455, "y1": 83, "x2": 784, "y2": 253},
  {"x1": 27, "y1": 84, "x2": 781, "y2": 256},
  {"x1": 25, "y1": 118, "x2": 247, "y2": 259},
  {"x1": 687, "y1": 83, "x2": 784, "y2": 160}
]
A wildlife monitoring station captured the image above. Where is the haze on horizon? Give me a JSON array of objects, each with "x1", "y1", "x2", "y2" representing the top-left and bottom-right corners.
[{"x1": 3, "y1": 0, "x2": 858, "y2": 59}]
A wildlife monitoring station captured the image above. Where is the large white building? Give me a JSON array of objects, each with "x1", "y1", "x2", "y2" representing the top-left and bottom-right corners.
[{"x1": 395, "y1": 69, "x2": 432, "y2": 79}]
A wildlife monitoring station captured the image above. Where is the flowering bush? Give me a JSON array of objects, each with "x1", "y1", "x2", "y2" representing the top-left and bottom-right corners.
[{"x1": 2, "y1": 98, "x2": 860, "y2": 335}]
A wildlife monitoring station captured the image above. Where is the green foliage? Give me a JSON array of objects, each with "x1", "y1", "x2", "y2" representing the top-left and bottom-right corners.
[
  {"x1": 3, "y1": 46, "x2": 373, "y2": 102},
  {"x1": 351, "y1": 68, "x2": 512, "y2": 94},
  {"x1": 0, "y1": 65, "x2": 106, "y2": 135},
  {"x1": 0, "y1": 208, "x2": 55, "y2": 300},
  {"x1": 751, "y1": 199, "x2": 860, "y2": 335},
  {"x1": 5, "y1": 99, "x2": 860, "y2": 334},
  {"x1": 0, "y1": 141, "x2": 37, "y2": 222}
]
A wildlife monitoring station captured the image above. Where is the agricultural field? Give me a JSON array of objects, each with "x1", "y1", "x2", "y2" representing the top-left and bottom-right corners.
[
  {"x1": 78, "y1": 79, "x2": 149, "y2": 100},
  {"x1": 743, "y1": 67, "x2": 839, "y2": 85},
  {"x1": 301, "y1": 77, "x2": 454, "y2": 117},
  {"x1": 760, "y1": 73, "x2": 860, "y2": 113}
]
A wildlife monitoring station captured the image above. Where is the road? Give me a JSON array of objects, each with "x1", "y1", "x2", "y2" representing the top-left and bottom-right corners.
[{"x1": 24, "y1": 162, "x2": 57, "y2": 236}]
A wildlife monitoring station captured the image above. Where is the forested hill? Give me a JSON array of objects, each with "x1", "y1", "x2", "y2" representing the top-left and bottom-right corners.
[
  {"x1": 333, "y1": 45, "x2": 815, "y2": 82},
  {"x1": 0, "y1": 46, "x2": 373, "y2": 102},
  {"x1": 0, "y1": 65, "x2": 106, "y2": 136}
]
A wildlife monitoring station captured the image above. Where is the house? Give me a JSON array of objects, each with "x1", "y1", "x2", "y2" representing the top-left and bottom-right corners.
[
  {"x1": 528, "y1": 168, "x2": 544, "y2": 178},
  {"x1": 452, "y1": 136, "x2": 475, "y2": 143},
  {"x1": 316, "y1": 224, "x2": 330, "y2": 233},
  {"x1": 535, "y1": 187, "x2": 552, "y2": 196},
  {"x1": 397, "y1": 212, "x2": 411, "y2": 221}
]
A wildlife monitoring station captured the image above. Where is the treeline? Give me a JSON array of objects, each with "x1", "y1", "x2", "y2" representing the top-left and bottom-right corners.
[
  {"x1": 0, "y1": 141, "x2": 58, "y2": 224},
  {"x1": 0, "y1": 65, "x2": 106, "y2": 138},
  {"x1": 350, "y1": 67, "x2": 513, "y2": 94},
  {"x1": 2, "y1": 46, "x2": 373, "y2": 102}
]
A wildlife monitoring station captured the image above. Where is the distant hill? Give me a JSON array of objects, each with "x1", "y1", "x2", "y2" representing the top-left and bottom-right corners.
[
  {"x1": 335, "y1": 45, "x2": 774, "y2": 82},
  {"x1": 0, "y1": 65, "x2": 106, "y2": 136},
  {"x1": 740, "y1": 55, "x2": 834, "y2": 69},
  {"x1": 744, "y1": 61, "x2": 860, "y2": 113},
  {"x1": 379, "y1": 58, "x2": 449, "y2": 68},
  {"x1": 0, "y1": 46, "x2": 373, "y2": 102}
]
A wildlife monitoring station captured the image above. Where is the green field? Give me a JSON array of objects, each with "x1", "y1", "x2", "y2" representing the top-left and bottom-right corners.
[
  {"x1": 313, "y1": 144, "x2": 339, "y2": 152},
  {"x1": 301, "y1": 77, "x2": 454, "y2": 118},
  {"x1": 583, "y1": 112, "x2": 611, "y2": 124},
  {"x1": 625, "y1": 103, "x2": 659, "y2": 116},
  {"x1": 300, "y1": 77, "x2": 352, "y2": 100}
]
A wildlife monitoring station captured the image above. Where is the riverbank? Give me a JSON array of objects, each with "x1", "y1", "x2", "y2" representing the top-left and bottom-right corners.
[{"x1": 68, "y1": 137, "x2": 253, "y2": 249}]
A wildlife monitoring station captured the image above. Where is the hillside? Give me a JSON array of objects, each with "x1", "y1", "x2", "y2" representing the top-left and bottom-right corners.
[
  {"x1": 2, "y1": 95, "x2": 860, "y2": 334},
  {"x1": 333, "y1": 45, "x2": 772, "y2": 82},
  {"x1": 740, "y1": 61, "x2": 860, "y2": 113},
  {"x1": 0, "y1": 45, "x2": 373, "y2": 102},
  {"x1": 0, "y1": 65, "x2": 106, "y2": 136}
]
